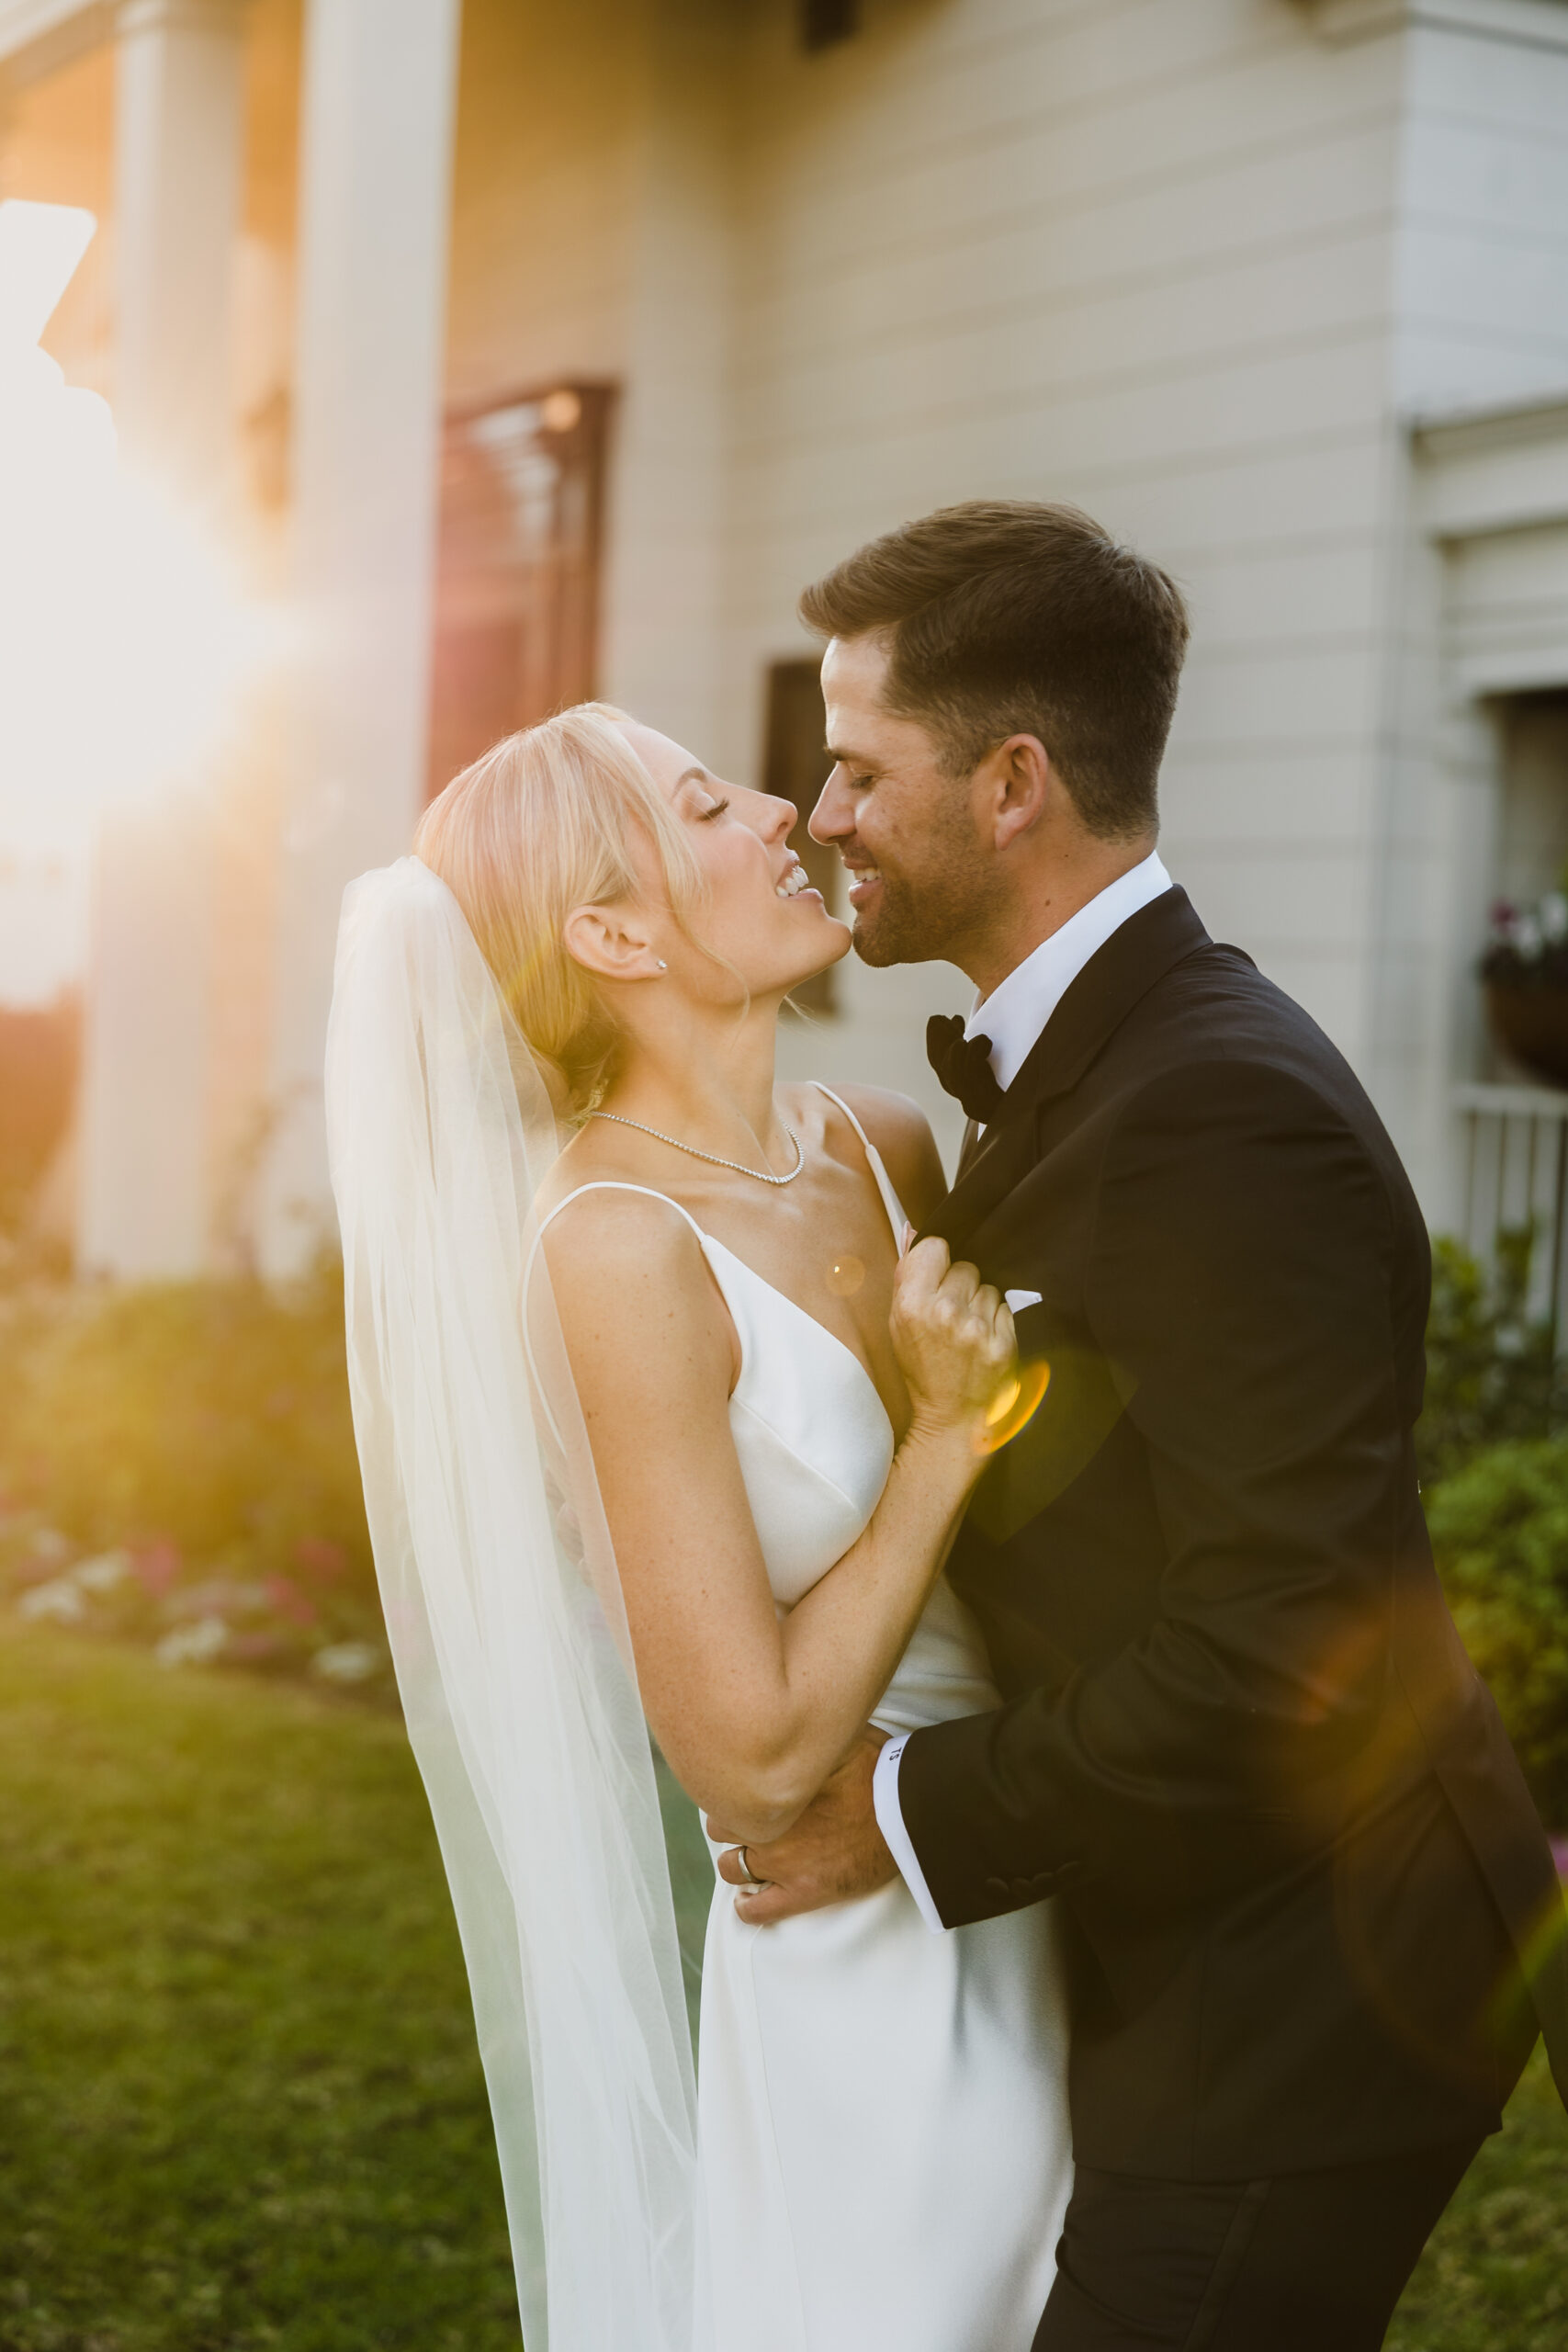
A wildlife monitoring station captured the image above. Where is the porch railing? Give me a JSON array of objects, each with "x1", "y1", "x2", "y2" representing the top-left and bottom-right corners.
[{"x1": 1453, "y1": 1081, "x2": 1568, "y2": 1339}]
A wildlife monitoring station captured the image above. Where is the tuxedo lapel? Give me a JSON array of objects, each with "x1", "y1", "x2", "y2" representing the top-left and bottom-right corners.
[
  {"x1": 926, "y1": 888, "x2": 1213, "y2": 1254},
  {"x1": 928, "y1": 1114, "x2": 1038, "y2": 1254}
]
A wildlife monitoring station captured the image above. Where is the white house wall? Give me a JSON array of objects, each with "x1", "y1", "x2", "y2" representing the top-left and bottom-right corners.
[
  {"x1": 24, "y1": 0, "x2": 1568, "y2": 1258},
  {"x1": 443, "y1": 0, "x2": 736, "y2": 761},
  {"x1": 1395, "y1": 4, "x2": 1568, "y2": 419},
  {"x1": 1376, "y1": 1, "x2": 1568, "y2": 1214},
  {"x1": 1447, "y1": 518, "x2": 1568, "y2": 695},
  {"x1": 444, "y1": 0, "x2": 640, "y2": 404},
  {"x1": 598, "y1": 0, "x2": 736, "y2": 760},
  {"x1": 718, "y1": 0, "x2": 1411, "y2": 1164}
]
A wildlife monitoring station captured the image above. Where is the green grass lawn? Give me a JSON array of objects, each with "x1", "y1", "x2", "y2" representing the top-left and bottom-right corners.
[
  {"x1": 0, "y1": 1626, "x2": 519, "y2": 2352},
  {"x1": 1387, "y1": 2046, "x2": 1565, "y2": 2352},
  {"x1": 0, "y1": 1624, "x2": 1562, "y2": 2351}
]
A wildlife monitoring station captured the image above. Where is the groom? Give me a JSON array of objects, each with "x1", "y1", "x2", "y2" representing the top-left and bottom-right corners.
[{"x1": 717, "y1": 503, "x2": 1568, "y2": 2348}]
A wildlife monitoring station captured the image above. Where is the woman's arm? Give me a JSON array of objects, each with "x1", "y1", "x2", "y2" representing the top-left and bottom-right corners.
[{"x1": 544, "y1": 1192, "x2": 1009, "y2": 1844}]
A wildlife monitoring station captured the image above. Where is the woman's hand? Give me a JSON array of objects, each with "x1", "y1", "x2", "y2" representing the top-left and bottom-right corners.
[{"x1": 891, "y1": 1237, "x2": 1016, "y2": 1442}]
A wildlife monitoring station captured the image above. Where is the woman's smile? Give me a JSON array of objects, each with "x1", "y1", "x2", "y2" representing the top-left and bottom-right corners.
[{"x1": 774, "y1": 851, "x2": 821, "y2": 905}]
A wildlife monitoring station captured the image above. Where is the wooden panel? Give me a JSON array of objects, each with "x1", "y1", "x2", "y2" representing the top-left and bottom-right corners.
[{"x1": 426, "y1": 380, "x2": 614, "y2": 798}]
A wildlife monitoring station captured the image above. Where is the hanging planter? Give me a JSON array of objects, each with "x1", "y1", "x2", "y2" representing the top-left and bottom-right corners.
[{"x1": 1483, "y1": 893, "x2": 1568, "y2": 1088}]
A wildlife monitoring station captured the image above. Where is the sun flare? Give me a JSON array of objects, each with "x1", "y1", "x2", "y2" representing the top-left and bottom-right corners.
[{"x1": 0, "y1": 198, "x2": 286, "y2": 851}]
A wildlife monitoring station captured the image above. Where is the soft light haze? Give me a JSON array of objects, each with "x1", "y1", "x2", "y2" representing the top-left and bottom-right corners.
[{"x1": 0, "y1": 198, "x2": 276, "y2": 1006}]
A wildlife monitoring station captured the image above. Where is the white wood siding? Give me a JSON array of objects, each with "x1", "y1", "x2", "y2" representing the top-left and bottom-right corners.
[{"x1": 720, "y1": 0, "x2": 1408, "y2": 1158}]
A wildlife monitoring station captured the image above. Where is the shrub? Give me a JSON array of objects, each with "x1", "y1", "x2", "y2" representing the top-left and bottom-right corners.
[
  {"x1": 1417, "y1": 1234, "x2": 1565, "y2": 1488},
  {"x1": 1426, "y1": 1437, "x2": 1568, "y2": 1828},
  {"x1": 1416, "y1": 1238, "x2": 1568, "y2": 1826},
  {"x1": 0, "y1": 1261, "x2": 386, "y2": 1689}
]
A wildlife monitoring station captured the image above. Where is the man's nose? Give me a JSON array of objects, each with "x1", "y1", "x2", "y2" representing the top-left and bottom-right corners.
[{"x1": 808, "y1": 770, "x2": 851, "y2": 845}]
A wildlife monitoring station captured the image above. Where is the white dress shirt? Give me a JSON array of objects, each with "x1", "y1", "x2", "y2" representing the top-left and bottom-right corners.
[
  {"x1": 874, "y1": 848, "x2": 1173, "y2": 1931},
  {"x1": 964, "y1": 847, "x2": 1173, "y2": 1102}
]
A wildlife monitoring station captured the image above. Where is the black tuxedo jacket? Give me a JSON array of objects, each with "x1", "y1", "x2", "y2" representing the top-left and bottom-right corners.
[{"x1": 903, "y1": 886, "x2": 1568, "y2": 2179}]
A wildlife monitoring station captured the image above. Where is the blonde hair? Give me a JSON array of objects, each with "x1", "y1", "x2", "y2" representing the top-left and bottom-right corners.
[{"x1": 414, "y1": 703, "x2": 709, "y2": 1116}]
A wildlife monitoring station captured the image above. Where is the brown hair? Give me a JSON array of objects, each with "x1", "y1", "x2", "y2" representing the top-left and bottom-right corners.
[
  {"x1": 799, "y1": 500, "x2": 1189, "y2": 840},
  {"x1": 414, "y1": 703, "x2": 709, "y2": 1117}
]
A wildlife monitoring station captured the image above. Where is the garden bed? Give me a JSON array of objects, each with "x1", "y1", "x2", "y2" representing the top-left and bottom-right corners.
[{"x1": 0, "y1": 1267, "x2": 390, "y2": 1698}]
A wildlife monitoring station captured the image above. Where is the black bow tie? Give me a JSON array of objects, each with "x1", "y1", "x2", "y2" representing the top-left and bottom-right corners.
[{"x1": 926, "y1": 1015, "x2": 1006, "y2": 1124}]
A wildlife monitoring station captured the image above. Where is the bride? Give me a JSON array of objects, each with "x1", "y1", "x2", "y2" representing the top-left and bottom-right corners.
[{"x1": 327, "y1": 702, "x2": 1072, "y2": 2351}]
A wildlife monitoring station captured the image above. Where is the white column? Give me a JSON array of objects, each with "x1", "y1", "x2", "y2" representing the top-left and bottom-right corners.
[
  {"x1": 77, "y1": 791, "x2": 217, "y2": 1276},
  {"x1": 112, "y1": 0, "x2": 247, "y2": 494},
  {"x1": 259, "y1": 0, "x2": 461, "y2": 1272},
  {"x1": 76, "y1": 0, "x2": 247, "y2": 1277}
]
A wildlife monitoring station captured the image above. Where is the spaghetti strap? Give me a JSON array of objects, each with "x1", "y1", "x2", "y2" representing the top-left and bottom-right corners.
[
  {"x1": 812, "y1": 1083, "x2": 909, "y2": 1246},
  {"x1": 532, "y1": 1180, "x2": 707, "y2": 1251},
  {"x1": 813, "y1": 1082, "x2": 875, "y2": 1152}
]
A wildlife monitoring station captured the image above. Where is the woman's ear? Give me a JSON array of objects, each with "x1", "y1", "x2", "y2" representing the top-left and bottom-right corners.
[{"x1": 562, "y1": 900, "x2": 665, "y2": 984}]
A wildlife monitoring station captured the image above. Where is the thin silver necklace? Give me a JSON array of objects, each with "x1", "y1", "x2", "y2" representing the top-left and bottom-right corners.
[{"x1": 588, "y1": 1109, "x2": 805, "y2": 1186}]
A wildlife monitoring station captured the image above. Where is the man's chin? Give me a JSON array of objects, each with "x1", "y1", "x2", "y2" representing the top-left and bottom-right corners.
[
  {"x1": 847, "y1": 874, "x2": 958, "y2": 967},
  {"x1": 851, "y1": 910, "x2": 928, "y2": 968},
  {"x1": 848, "y1": 864, "x2": 974, "y2": 970}
]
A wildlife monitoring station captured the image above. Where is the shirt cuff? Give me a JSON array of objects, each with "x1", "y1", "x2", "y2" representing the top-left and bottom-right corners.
[{"x1": 873, "y1": 1732, "x2": 947, "y2": 1934}]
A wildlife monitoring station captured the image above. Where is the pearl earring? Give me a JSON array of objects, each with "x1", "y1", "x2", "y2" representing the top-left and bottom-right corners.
[{"x1": 656, "y1": 959, "x2": 668, "y2": 972}]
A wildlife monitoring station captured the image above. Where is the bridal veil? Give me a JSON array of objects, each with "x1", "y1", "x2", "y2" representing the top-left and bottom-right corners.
[{"x1": 326, "y1": 857, "x2": 705, "y2": 2350}]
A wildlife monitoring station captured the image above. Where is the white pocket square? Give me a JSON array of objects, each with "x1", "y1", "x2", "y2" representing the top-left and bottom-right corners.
[{"x1": 1004, "y1": 1289, "x2": 1043, "y2": 1313}]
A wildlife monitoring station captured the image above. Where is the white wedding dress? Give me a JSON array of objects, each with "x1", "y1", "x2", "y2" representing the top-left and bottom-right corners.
[{"x1": 537, "y1": 1089, "x2": 1073, "y2": 2352}]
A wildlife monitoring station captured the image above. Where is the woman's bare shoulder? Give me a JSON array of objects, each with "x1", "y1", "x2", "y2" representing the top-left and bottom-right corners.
[
  {"x1": 539, "y1": 1177, "x2": 700, "y2": 1290},
  {"x1": 538, "y1": 1182, "x2": 738, "y2": 1400},
  {"x1": 810, "y1": 1082, "x2": 949, "y2": 1228}
]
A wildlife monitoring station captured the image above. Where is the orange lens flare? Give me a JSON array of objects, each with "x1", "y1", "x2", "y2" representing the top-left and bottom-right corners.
[
  {"x1": 825, "y1": 1254, "x2": 865, "y2": 1297},
  {"x1": 976, "y1": 1360, "x2": 1051, "y2": 1455}
]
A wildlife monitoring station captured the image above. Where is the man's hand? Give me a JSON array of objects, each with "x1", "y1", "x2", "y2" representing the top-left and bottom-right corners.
[{"x1": 709, "y1": 1726, "x2": 897, "y2": 1925}]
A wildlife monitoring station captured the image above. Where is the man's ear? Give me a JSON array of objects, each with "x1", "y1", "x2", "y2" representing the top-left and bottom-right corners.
[
  {"x1": 986, "y1": 734, "x2": 1052, "y2": 852},
  {"x1": 562, "y1": 900, "x2": 662, "y2": 984}
]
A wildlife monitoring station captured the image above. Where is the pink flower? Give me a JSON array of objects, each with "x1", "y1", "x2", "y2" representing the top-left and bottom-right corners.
[
  {"x1": 264, "y1": 1575, "x2": 319, "y2": 1628},
  {"x1": 132, "y1": 1538, "x2": 181, "y2": 1598},
  {"x1": 293, "y1": 1535, "x2": 346, "y2": 1582}
]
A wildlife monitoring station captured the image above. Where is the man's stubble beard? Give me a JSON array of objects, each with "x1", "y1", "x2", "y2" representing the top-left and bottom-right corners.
[
  {"x1": 849, "y1": 832, "x2": 991, "y2": 971},
  {"x1": 852, "y1": 884, "x2": 939, "y2": 967}
]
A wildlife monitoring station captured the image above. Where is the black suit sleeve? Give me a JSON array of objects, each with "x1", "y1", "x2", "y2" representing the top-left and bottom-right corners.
[{"x1": 897, "y1": 1059, "x2": 1409, "y2": 1927}]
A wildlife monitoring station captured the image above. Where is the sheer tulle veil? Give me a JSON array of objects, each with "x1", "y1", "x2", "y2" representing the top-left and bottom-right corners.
[{"x1": 325, "y1": 856, "x2": 706, "y2": 2350}]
